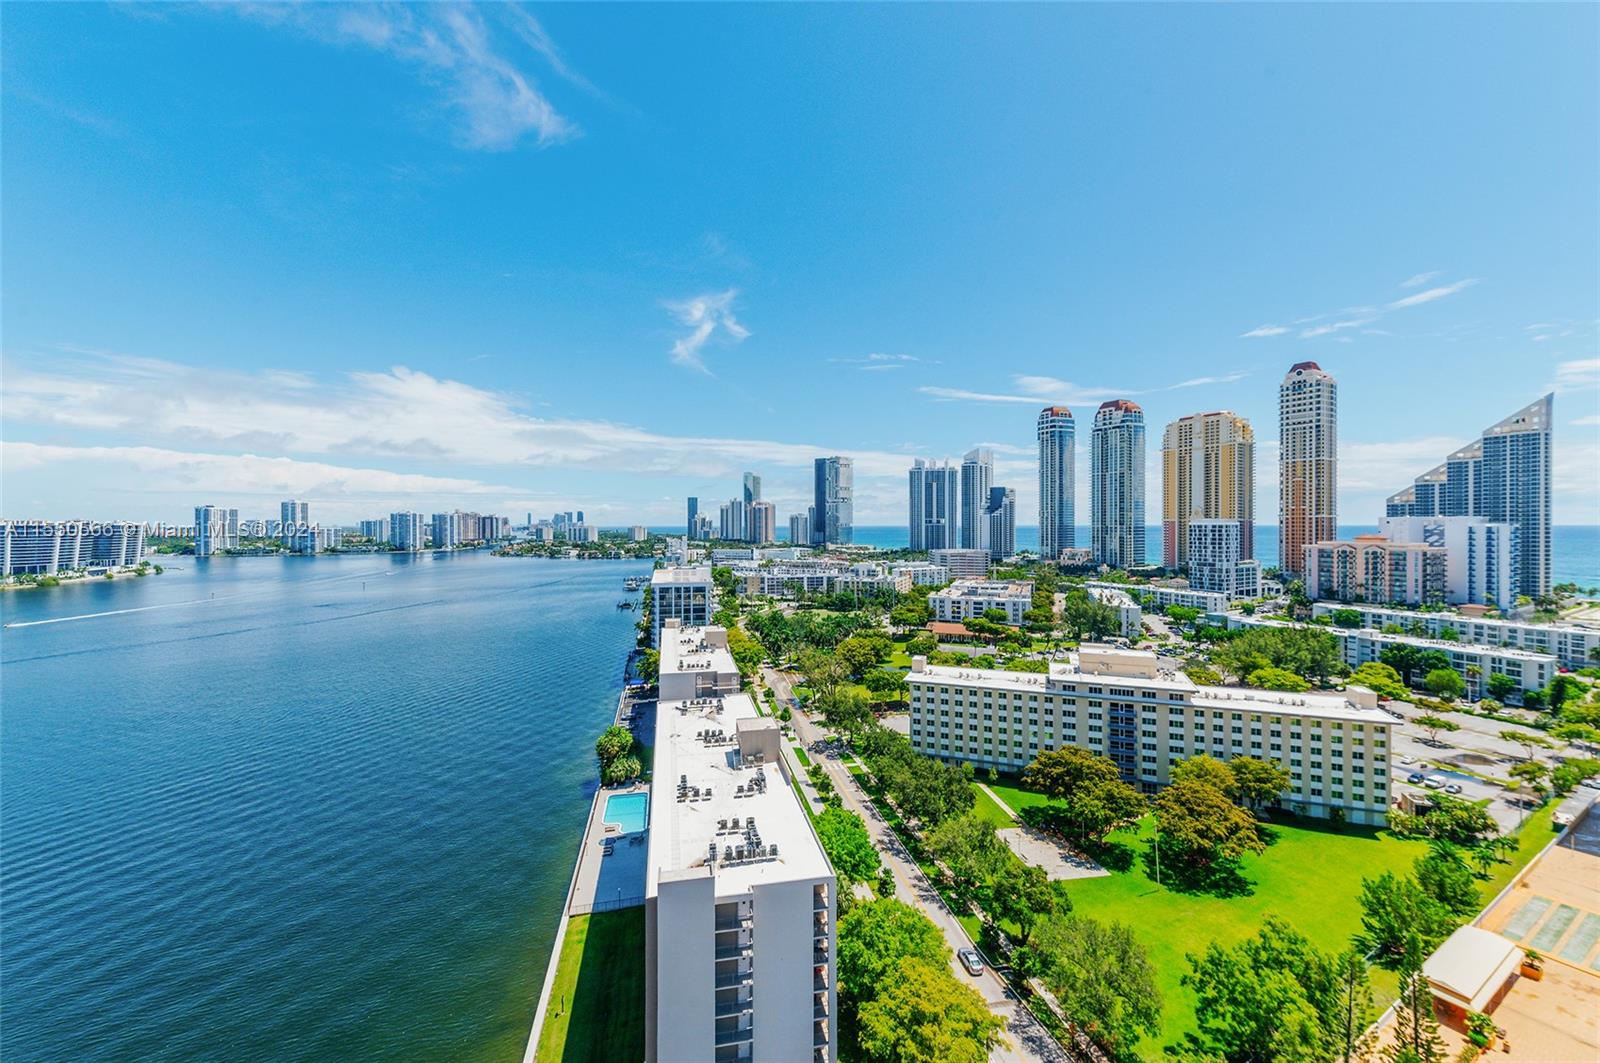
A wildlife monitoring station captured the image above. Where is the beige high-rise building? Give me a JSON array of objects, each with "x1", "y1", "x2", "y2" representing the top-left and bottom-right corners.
[
  {"x1": 1278, "y1": 362, "x2": 1338, "y2": 580},
  {"x1": 1161, "y1": 411, "x2": 1254, "y2": 569}
]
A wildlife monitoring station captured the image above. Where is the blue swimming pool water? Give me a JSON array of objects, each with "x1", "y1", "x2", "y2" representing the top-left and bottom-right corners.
[{"x1": 604, "y1": 792, "x2": 649, "y2": 834}]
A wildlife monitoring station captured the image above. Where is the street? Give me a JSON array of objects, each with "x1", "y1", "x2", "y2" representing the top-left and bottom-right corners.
[{"x1": 762, "y1": 665, "x2": 1073, "y2": 1063}]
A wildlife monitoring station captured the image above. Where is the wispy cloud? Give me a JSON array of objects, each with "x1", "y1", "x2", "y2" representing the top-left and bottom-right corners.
[
  {"x1": 1573, "y1": 414, "x2": 1600, "y2": 427},
  {"x1": 1385, "y1": 278, "x2": 1478, "y2": 310},
  {"x1": 224, "y1": 3, "x2": 575, "y2": 150},
  {"x1": 1552, "y1": 358, "x2": 1600, "y2": 394},
  {"x1": 1243, "y1": 276, "x2": 1481, "y2": 341},
  {"x1": 919, "y1": 371, "x2": 1248, "y2": 406},
  {"x1": 663, "y1": 289, "x2": 750, "y2": 373},
  {"x1": 832, "y1": 353, "x2": 924, "y2": 372}
]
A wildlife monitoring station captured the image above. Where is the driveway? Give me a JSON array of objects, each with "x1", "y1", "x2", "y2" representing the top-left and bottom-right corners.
[{"x1": 774, "y1": 673, "x2": 1070, "y2": 1063}]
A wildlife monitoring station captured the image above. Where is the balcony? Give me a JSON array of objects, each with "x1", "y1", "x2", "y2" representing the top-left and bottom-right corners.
[
  {"x1": 715, "y1": 997, "x2": 754, "y2": 1018},
  {"x1": 716, "y1": 941, "x2": 752, "y2": 960},
  {"x1": 813, "y1": 1020, "x2": 831, "y2": 1048},
  {"x1": 715, "y1": 971, "x2": 753, "y2": 989},
  {"x1": 714, "y1": 1025, "x2": 755, "y2": 1047}
]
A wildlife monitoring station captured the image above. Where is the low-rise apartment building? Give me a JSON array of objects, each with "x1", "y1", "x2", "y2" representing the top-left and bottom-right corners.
[
  {"x1": 907, "y1": 646, "x2": 1393, "y2": 825},
  {"x1": 1088, "y1": 585, "x2": 1143, "y2": 639},
  {"x1": 1309, "y1": 603, "x2": 1599, "y2": 671},
  {"x1": 835, "y1": 562, "x2": 912, "y2": 597},
  {"x1": 929, "y1": 548, "x2": 990, "y2": 580},
  {"x1": 1226, "y1": 615, "x2": 1558, "y2": 697},
  {"x1": 652, "y1": 566, "x2": 715, "y2": 646},
  {"x1": 890, "y1": 561, "x2": 950, "y2": 587},
  {"x1": 930, "y1": 579, "x2": 1035, "y2": 626},
  {"x1": 1084, "y1": 580, "x2": 1229, "y2": 615},
  {"x1": 648, "y1": 622, "x2": 837, "y2": 1062}
]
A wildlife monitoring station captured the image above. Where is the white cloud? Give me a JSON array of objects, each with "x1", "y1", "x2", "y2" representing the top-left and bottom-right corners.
[
  {"x1": 1552, "y1": 358, "x2": 1600, "y2": 394},
  {"x1": 664, "y1": 289, "x2": 750, "y2": 373},
  {"x1": 1572, "y1": 414, "x2": 1600, "y2": 427},
  {"x1": 1241, "y1": 324, "x2": 1291, "y2": 338},
  {"x1": 225, "y1": 3, "x2": 574, "y2": 150},
  {"x1": 1399, "y1": 271, "x2": 1441, "y2": 289},
  {"x1": 1385, "y1": 278, "x2": 1478, "y2": 310},
  {"x1": 920, "y1": 371, "x2": 1250, "y2": 407},
  {"x1": 1300, "y1": 319, "x2": 1372, "y2": 339}
]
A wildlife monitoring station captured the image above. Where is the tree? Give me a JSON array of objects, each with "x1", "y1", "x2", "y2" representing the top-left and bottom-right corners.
[
  {"x1": 796, "y1": 647, "x2": 849, "y2": 703},
  {"x1": 1230, "y1": 757, "x2": 1292, "y2": 813},
  {"x1": 1167, "y1": 605, "x2": 1204, "y2": 628},
  {"x1": 1508, "y1": 760, "x2": 1550, "y2": 802},
  {"x1": 1356, "y1": 871, "x2": 1455, "y2": 964},
  {"x1": 1332, "y1": 948, "x2": 1377, "y2": 1063},
  {"x1": 1413, "y1": 714, "x2": 1459, "y2": 746},
  {"x1": 837, "y1": 632, "x2": 892, "y2": 679},
  {"x1": 1170, "y1": 755, "x2": 1239, "y2": 797},
  {"x1": 1380, "y1": 644, "x2": 1451, "y2": 687},
  {"x1": 1026, "y1": 914, "x2": 1162, "y2": 1056},
  {"x1": 1413, "y1": 848, "x2": 1480, "y2": 916},
  {"x1": 1185, "y1": 916, "x2": 1347, "y2": 1063},
  {"x1": 1551, "y1": 722, "x2": 1600, "y2": 754},
  {"x1": 595, "y1": 724, "x2": 634, "y2": 767},
  {"x1": 836, "y1": 898, "x2": 950, "y2": 1002},
  {"x1": 1330, "y1": 608, "x2": 1362, "y2": 628},
  {"x1": 992, "y1": 863, "x2": 1062, "y2": 945},
  {"x1": 816, "y1": 807, "x2": 882, "y2": 885},
  {"x1": 817, "y1": 687, "x2": 875, "y2": 739},
  {"x1": 636, "y1": 648, "x2": 660, "y2": 684},
  {"x1": 856, "y1": 956, "x2": 1007, "y2": 1063},
  {"x1": 1062, "y1": 589, "x2": 1122, "y2": 641},
  {"x1": 1546, "y1": 674, "x2": 1582, "y2": 711},
  {"x1": 1423, "y1": 668, "x2": 1465, "y2": 701},
  {"x1": 1023, "y1": 748, "x2": 1147, "y2": 844},
  {"x1": 1247, "y1": 667, "x2": 1311, "y2": 692},
  {"x1": 1520, "y1": 688, "x2": 1547, "y2": 710},
  {"x1": 601, "y1": 753, "x2": 642, "y2": 785},
  {"x1": 1485, "y1": 672, "x2": 1519, "y2": 702},
  {"x1": 924, "y1": 813, "x2": 1011, "y2": 904},
  {"x1": 1347, "y1": 661, "x2": 1408, "y2": 700},
  {"x1": 1552, "y1": 757, "x2": 1600, "y2": 795},
  {"x1": 1184, "y1": 663, "x2": 1224, "y2": 686},
  {"x1": 1388, "y1": 793, "x2": 1497, "y2": 846},
  {"x1": 1155, "y1": 779, "x2": 1265, "y2": 872},
  {"x1": 1384, "y1": 944, "x2": 1447, "y2": 1063},
  {"x1": 1024, "y1": 747, "x2": 1119, "y2": 797},
  {"x1": 1499, "y1": 729, "x2": 1554, "y2": 762}
]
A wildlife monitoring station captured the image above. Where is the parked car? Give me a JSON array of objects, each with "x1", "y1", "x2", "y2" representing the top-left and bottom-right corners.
[
  {"x1": 1580, "y1": 777, "x2": 1600, "y2": 790},
  {"x1": 1399, "y1": 755, "x2": 1417, "y2": 766},
  {"x1": 1444, "y1": 783, "x2": 1464, "y2": 795},
  {"x1": 1424, "y1": 775, "x2": 1447, "y2": 789},
  {"x1": 958, "y1": 948, "x2": 985, "y2": 976},
  {"x1": 1554, "y1": 811, "x2": 1575, "y2": 828},
  {"x1": 1406, "y1": 772, "x2": 1427, "y2": 784}
]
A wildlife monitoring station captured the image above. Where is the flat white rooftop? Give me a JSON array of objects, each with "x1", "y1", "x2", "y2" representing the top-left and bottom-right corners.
[
  {"x1": 648, "y1": 635, "x2": 830, "y2": 899},
  {"x1": 652, "y1": 565, "x2": 712, "y2": 585},
  {"x1": 935, "y1": 579, "x2": 1033, "y2": 598},
  {"x1": 909, "y1": 655, "x2": 1393, "y2": 725}
]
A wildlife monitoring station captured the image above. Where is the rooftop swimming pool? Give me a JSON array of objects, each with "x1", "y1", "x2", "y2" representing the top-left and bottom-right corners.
[{"x1": 603, "y1": 792, "x2": 649, "y2": 835}]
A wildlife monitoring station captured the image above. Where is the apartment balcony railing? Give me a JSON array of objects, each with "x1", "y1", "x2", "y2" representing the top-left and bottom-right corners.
[
  {"x1": 716, "y1": 942, "x2": 753, "y2": 960},
  {"x1": 715, "y1": 971, "x2": 753, "y2": 989},
  {"x1": 715, "y1": 997, "x2": 754, "y2": 1018},
  {"x1": 714, "y1": 1025, "x2": 755, "y2": 1047}
]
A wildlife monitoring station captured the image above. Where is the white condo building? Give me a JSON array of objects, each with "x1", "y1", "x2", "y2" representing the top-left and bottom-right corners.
[
  {"x1": 1091, "y1": 400, "x2": 1145, "y2": 569},
  {"x1": 1, "y1": 520, "x2": 147, "y2": 577},
  {"x1": 647, "y1": 622, "x2": 837, "y2": 1063},
  {"x1": 359, "y1": 518, "x2": 391, "y2": 542},
  {"x1": 1087, "y1": 585, "x2": 1143, "y2": 639},
  {"x1": 194, "y1": 505, "x2": 239, "y2": 557},
  {"x1": 890, "y1": 561, "x2": 950, "y2": 587},
  {"x1": 929, "y1": 548, "x2": 991, "y2": 580},
  {"x1": 907, "y1": 459, "x2": 959, "y2": 552},
  {"x1": 1278, "y1": 362, "x2": 1337, "y2": 580},
  {"x1": 389, "y1": 512, "x2": 426, "y2": 551},
  {"x1": 1385, "y1": 395, "x2": 1553, "y2": 598},
  {"x1": 1037, "y1": 406, "x2": 1076, "y2": 562},
  {"x1": 908, "y1": 646, "x2": 1394, "y2": 824},
  {"x1": 930, "y1": 579, "x2": 1034, "y2": 625},
  {"x1": 652, "y1": 566, "x2": 715, "y2": 646},
  {"x1": 959, "y1": 448, "x2": 993, "y2": 552},
  {"x1": 280, "y1": 499, "x2": 312, "y2": 553},
  {"x1": 1308, "y1": 603, "x2": 1600, "y2": 671},
  {"x1": 1084, "y1": 580, "x2": 1229, "y2": 615},
  {"x1": 1378, "y1": 515, "x2": 1517, "y2": 607}
]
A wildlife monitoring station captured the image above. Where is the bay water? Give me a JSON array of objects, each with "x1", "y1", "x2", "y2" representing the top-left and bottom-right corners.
[{"x1": 1, "y1": 553, "x2": 647, "y2": 1062}]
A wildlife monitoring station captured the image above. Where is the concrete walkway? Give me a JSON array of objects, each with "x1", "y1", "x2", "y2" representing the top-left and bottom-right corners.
[{"x1": 772, "y1": 669, "x2": 1070, "y2": 1063}]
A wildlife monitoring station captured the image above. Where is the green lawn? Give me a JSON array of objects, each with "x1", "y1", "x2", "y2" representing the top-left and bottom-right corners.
[
  {"x1": 984, "y1": 778, "x2": 1056, "y2": 815},
  {"x1": 969, "y1": 783, "x2": 1017, "y2": 828},
  {"x1": 792, "y1": 744, "x2": 812, "y2": 767},
  {"x1": 535, "y1": 909, "x2": 646, "y2": 1063}
]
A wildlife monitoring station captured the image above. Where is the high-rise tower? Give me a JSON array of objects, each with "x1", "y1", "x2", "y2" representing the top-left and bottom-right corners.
[
  {"x1": 908, "y1": 459, "x2": 959, "y2": 551},
  {"x1": 1037, "y1": 406, "x2": 1076, "y2": 562},
  {"x1": 1161, "y1": 411, "x2": 1254, "y2": 569},
  {"x1": 812, "y1": 457, "x2": 853, "y2": 545},
  {"x1": 959, "y1": 448, "x2": 994, "y2": 552},
  {"x1": 1091, "y1": 401, "x2": 1146, "y2": 569},
  {"x1": 1278, "y1": 362, "x2": 1337, "y2": 580}
]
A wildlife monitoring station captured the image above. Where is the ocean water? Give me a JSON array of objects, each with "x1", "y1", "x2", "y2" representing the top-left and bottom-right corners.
[
  {"x1": 0, "y1": 552, "x2": 647, "y2": 1063},
  {"x1": 664, "y1": 524, "x2": 1600, "y2": 587}
]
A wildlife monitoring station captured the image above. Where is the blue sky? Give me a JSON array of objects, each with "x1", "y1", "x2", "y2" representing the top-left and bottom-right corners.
[{"x1": 3, "y1": 3, "x2": 1597, "y2": 528}]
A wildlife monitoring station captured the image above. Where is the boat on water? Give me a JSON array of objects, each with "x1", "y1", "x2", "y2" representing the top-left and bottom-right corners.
[{"x1": 616, "y1": 600, "x2": 637, "y2": 610}]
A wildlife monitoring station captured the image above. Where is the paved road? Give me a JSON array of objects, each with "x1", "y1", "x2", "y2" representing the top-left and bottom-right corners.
[{"x1": 763, "y1": 666, "x2": 1071, "y2": 1063}]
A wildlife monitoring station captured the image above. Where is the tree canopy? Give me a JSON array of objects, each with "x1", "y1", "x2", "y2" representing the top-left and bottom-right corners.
[{"x1": 1025, "y1": 913, "x2": 1162, "y2": 1056}]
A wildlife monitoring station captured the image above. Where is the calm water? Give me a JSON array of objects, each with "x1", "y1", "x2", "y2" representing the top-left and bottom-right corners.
[{"x1": 1, "y1": 553, "x2": 646, "y2": 1063}]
